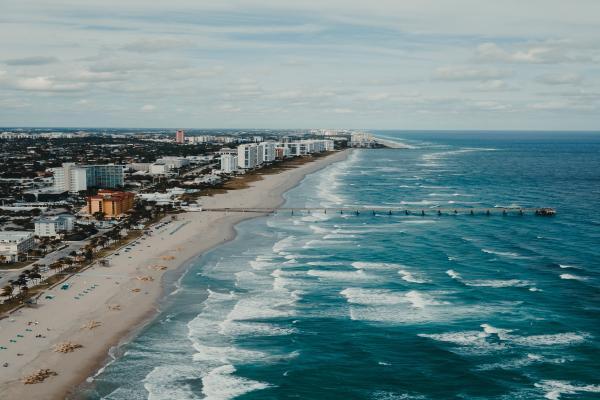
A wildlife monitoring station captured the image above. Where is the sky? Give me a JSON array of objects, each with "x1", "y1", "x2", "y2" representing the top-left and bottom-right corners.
[{"x1": 1, "y1": 1, "x2": 599, "y2": 130}]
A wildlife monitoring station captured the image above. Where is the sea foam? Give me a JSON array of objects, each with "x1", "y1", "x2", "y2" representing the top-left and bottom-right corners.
[
  {"x1": 202, "y1": 365, "x2": 271, "y2": 400},
  {"x1": 535, "y1": 380, "x2": 600, "y2": 400}
]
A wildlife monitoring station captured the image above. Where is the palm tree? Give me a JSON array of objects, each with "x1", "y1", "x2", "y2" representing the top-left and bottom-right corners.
[
  {"x1": 62, "y1": 258, "x2": 73, "y2": 271},
  {"x1": 49, "y1": 261, "x2": 63, "y2": 273},
  {"x1": 29, "y1": 272, "x2": 42, "y2": 285},
  {"x1": 1, "y1": 285, "x2": 13, "y2": 300}
]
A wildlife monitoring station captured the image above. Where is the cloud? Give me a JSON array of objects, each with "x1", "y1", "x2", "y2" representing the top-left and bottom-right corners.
[
  {"x1": 2, "y1": 1, "x2": 600, "y2": 129},
  {"x1": 74, "y1": 70, "x2": 128, "y2": 82},
  {"x1": 9, "y1": 76, "x2": 86, "y2": 92},
  {"x1": 4, "y1": 56, "x2": 59, "y2": 66},
  {"x1": 217, "y1": 103, "x2": 241, "y2": 113},
  {"x1": 140, "y1": 104, "x2": 156, "y2": 112},
  {"x1": 536, "y1": 72, "x2": 583, "y2": 85},
  {"x1": 365, "y1": 92, "x2": 391, "y2": 101},
  {"x1": 470, "y1": 100, "x2": 512, "y2": 112},
  {"x1": 434, "y1": 66, "x2": 511, "y2": 81},
  {"x1": 529, "y1": 100, "x2": 595, "y2": 111},
  {"x1": 475, "y1": 42, "x2": 596, "y2": 64},
  {"x1": 473, "y1": 79, "x2": 514, "y2": 92},
  {"x1": 121, "y1": 38, "x2": 193, "y2": 53},
  {"x1": 332, "y1": 108, "x2": 353, "y2": 114}
]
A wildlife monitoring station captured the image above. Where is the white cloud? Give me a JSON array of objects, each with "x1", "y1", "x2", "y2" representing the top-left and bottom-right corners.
[
  {"x1": 332, "y1": 108, "x2": 353, "y2": 114},
  {"x1": 475, "y1": 41, "x2": 597, "y2": 64},
  {"x1": 365, "y1": 92, "x2": 391, "y2": 101},
  {"x1": 470, "y1": 100, "x2": 512, "y2": 111},
  {"x1": 140, "y1": 104, "x2": 156, "y2": 112},
  {"x1": 434, "y1": 66, "x2": 511, "y2": 81},
  {"x1": 217, "y1": 104, "x2": 241, "y2": 113},
  {"x1": 536, "y1": 72, "x2": 582, "y2": 85},
  {"x1": 473, "y1": 79, "x2": 513, "y2": 92},
  {"x1": 74, "y1": 70, "x2": 127, "y2": 82},
  {"x1": 529, "y1": 100, "x2": 595, "y2": 111},
  {"x1": 1, "y1": 0, "x2": 600, "y2": 129},
  {"x1": 12, "y1": 76, "x2": 86, "y2": 92},
  {"x1": 121, "y1": 38, "x2": 193, "y2": 53}
]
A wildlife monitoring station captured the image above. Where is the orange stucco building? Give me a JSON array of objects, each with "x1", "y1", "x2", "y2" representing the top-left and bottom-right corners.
[{"x1": 87, "y1": 190, "x2": 134, "y2": 218}]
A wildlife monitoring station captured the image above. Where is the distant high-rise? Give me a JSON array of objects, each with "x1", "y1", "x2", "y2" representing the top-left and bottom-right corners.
[{"x1": 176, "y1": 130, "x2": 185, "y2": 144}]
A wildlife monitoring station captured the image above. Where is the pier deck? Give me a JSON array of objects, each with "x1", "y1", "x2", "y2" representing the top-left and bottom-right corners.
[{"x1": 201, "y1": 207, "x2": 555, "y2": 216}]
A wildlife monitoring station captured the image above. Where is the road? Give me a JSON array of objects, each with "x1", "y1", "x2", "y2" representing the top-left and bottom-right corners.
[{"x1": 0, "y1": 240, "x2": 87, "y2": 289}]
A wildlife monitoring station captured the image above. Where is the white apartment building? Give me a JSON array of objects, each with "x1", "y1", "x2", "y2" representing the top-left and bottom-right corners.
[
  {"x1": 51, "y1": 163, "x2": 126, "y2": 192},
  {"x1": 237, "y1": 143, "x2": 259, "y2": 169},
  {"x1": 34, "y1": 214, "x2": 76, "y2": 238},
  {"x1": 156, "y1": 157, "x2": 190, "y2": 169},
  {"x1": 351, "y1": 132, "x2": 375, "y2": 147},
  {"x1": 220, "y1": 154, "x2": 238, "y2": 173},
  {"x1": 130, "y1": 163, "x2": 152, "y2": 173},
  {"x1": 187, "y1": 135, "x2": 216, "y2": 143},
  {"x1": 51, "y1": 162, "x2": 87, "y2": 193},
  {"x1": 258, "y1": 142, "x2": 276, "y2": 164},
  {"x1": 279, "y1": 140, "x2": 333, "y2": 156},
  {"x1": 149, "y1": 162, "x2": 170, "y2": 175},
  {"x1": 0, "y1": 231, "x2": 35, "y2": 262}
]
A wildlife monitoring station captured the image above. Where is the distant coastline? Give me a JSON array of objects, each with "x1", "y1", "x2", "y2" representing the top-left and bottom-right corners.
[{"x1": 373, "y1": 136, "x2": 415, "y2": 149}]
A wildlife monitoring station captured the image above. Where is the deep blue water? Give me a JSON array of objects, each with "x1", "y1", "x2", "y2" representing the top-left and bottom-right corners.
[{"x1": 81, "y1": 132, "x2": 600, "y2": 400}]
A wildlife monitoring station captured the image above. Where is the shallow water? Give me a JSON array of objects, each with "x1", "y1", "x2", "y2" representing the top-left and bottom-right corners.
[{"x1": 81, "y1": 132, "x2": 600, "y2": 400}]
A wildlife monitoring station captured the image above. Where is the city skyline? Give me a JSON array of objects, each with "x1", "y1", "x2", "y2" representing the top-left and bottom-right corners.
[{"x1": 1, "y1": 1, "x2": 600, "y2": 130}]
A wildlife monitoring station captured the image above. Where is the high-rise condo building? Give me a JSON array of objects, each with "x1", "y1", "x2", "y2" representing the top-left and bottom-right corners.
[
  {"x1": 258, "y1": 142, "x2": 276, "y2": 164},
  {"x1": 220, "y1": 154, "x2": 238, "y2": 173},
  {"x1": 85, "y1": 165, "x2": 125, "y2": 188},
  {"x1": 176, "y1": 130, "x2": 185, "y2": 144},
  {"x1": 51, "y1": 163, "x2": 88, "y2": 193},
  {"x1": 237, "y1": 143, "x2": 258, "y2": 169},
  {"x1": 51, "y1": 163, "x2": 125, "y2": 192}
]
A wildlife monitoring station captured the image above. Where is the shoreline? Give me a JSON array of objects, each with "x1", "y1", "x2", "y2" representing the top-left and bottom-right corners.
[{"x1": 0, "y1": 149, "x2": 350, "y2": 400}]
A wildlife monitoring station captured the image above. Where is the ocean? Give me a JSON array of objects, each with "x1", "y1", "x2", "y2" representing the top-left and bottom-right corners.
[{"x1": 80, "y1": 131, "x2": 600, "y2": 400}]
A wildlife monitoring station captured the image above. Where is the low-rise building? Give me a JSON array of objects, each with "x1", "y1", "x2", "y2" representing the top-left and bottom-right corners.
[
  {"x1": 0, "y1": 231, "x2": 35, "y2": 262},
  {"x1": 129, "y1": 163, "x2": 152, "y2": 173},
  {"x1": 34, "y1": 214, "x2": 76, "y2": 238},
  {"x1": 149, "y1": 162, "x2": 170, "y2": 175},
  {"x1": 87, "y1": 190, "x2": 135, "y2": 218},
  {"x1": 156, "y1": 157, "x2": 190, "y2": 169}
]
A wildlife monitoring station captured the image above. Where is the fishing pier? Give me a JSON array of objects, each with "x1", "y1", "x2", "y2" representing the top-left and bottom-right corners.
[{"x1": 201, "y1": 207, "x2": 556, "y2": 217}]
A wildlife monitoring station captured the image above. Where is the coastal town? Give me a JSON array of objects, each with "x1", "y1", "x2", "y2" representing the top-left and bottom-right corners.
[
  {"x1": 0, "y1": 129, "x2": 376, "y2": 303},
  {"x1": 0, "y1": 128, "x2": 391, "y2": 396}
]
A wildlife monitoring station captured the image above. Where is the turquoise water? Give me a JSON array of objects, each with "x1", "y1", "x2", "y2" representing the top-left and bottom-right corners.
[{"x1": 81, "y1": 132, "x2": 600, "y2": 400}]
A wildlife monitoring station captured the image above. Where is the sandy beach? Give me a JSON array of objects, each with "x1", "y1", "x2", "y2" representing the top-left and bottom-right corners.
[{"x1": 0, "y1": 150, "x2": 349, "y2": 400}]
